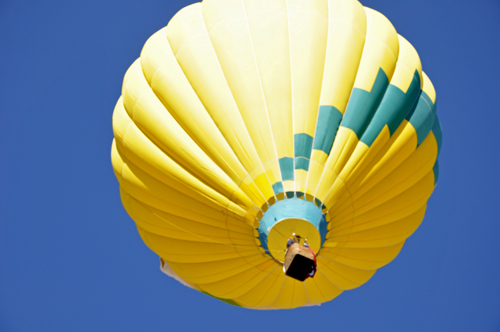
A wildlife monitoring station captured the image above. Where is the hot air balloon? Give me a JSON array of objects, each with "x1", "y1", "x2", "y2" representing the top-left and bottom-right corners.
[{"x1": 111, "y1": 0, "x2": 442, "y2": 309}]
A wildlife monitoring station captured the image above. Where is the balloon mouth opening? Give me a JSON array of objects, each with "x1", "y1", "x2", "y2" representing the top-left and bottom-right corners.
[{"x1": 257, "y1": 196, "x2": 327, "y2": 262}]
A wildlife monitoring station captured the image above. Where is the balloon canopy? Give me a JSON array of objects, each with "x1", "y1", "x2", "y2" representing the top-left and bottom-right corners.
[{"x1": 111, "y1": 0, "x2": 441, "y2": 309}]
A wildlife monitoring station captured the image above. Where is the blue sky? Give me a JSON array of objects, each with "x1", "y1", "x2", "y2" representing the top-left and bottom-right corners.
[{"x1": 1, "y1": 0, "x2": 499, "y2": 331}]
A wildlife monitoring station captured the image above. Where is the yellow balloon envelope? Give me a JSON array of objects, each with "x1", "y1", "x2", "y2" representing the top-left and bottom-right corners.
[{"x1": 111, "y1": 0, "x2": 441, "y2": 309}]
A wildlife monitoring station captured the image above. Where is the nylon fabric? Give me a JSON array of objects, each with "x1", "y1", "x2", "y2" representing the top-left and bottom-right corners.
[{"x1": 111, "y1": 0, "x2": 441, "y2": 309}]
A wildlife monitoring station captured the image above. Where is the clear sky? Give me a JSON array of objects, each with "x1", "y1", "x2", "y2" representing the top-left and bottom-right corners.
[{"x1": 1, "y1": 0, "x2": 499, "y2": 331}]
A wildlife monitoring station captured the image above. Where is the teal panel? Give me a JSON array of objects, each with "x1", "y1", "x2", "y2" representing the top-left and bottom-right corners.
[
  {"x1": 433, "y1": 160, "x2": 439, "y2": 184},
  {"x1": 388, "y1": 71, "x2": 422, "y2": 133},
  {"x1": 314, "y1": 198, "x2": 321, "y2": 207},
  {"x1": 294, "y1": 133, "x2": 313, "y2": 158},
  {"x1": 272, "y1": 182, "x2": 284, "y2": 194},
  {"x1": 432, "y1": 115, "x2": 442, "y2": 155},
  {"x1": 296, "y1": 191, "x2": 305, "y2": 198},
  {"x1": 361, "y1": 70, "x2": 421, "y2": 146},
  {"x1": 403, "y1": 96, "x2": 418, "y2": 120},
  {"x1": 313, "y1": 106, "x2": 343, "y2": 154},
  {"x1": 295, "y1": 157, "x2": 310, "y2": 171},
  {"x1": 342, "y1": 68, "x2": 390, "y2": 138},
  {"x1": 202, "y1": 292, "x2": 242, "y2": 307},
  {"x1": 279, "y1": 157, "x2": 294, "y2": 181},
  {"x1": 408, "y1": 90, "x2": 436, "y2": 146},
  {"x1": 257, "y1": 197, "x2": 327, "y2": 255}
]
